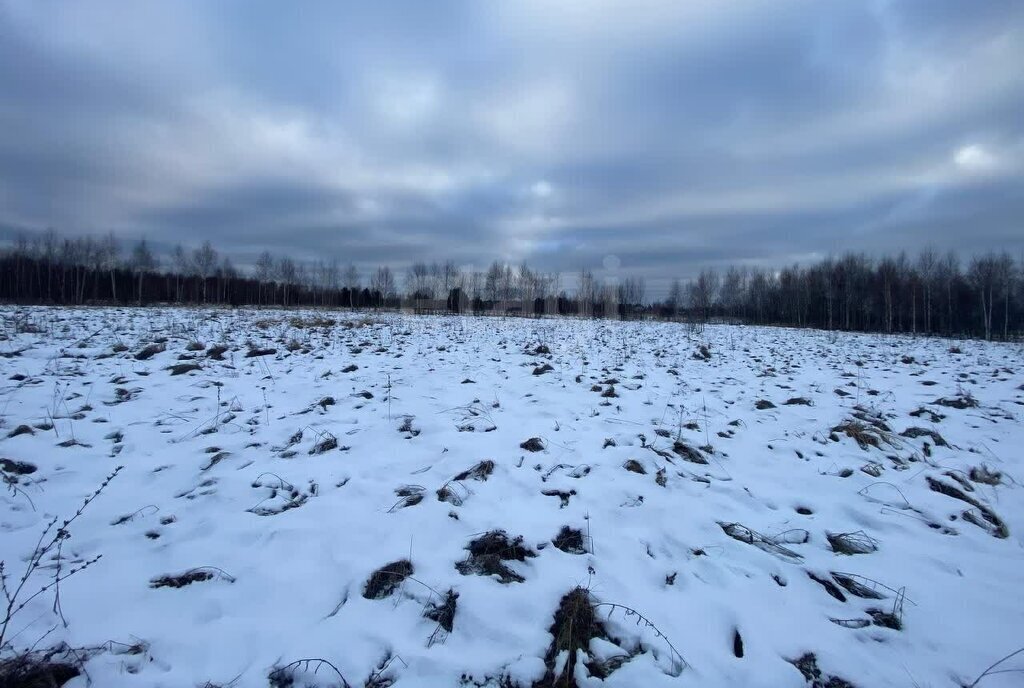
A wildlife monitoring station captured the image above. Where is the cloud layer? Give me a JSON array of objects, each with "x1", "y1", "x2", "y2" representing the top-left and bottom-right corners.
[{"x1": 2, "y1": 0, "x2": 1022, "y2": 293}]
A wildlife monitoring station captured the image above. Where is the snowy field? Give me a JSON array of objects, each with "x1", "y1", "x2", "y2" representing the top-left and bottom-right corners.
[{"x1": 1, "y1": 306, "x2": 1022, "y2": 688}]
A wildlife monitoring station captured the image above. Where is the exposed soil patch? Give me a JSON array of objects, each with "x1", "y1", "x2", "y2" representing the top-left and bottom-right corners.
[
  {"x1": 0, "y1": 458, "x2": 36, "y2": 475},
  {"x1": 909, "y1": 406, "x2": 944, "y2": 423},
  {"x1": 246, "y1": 347, "x2": 277, "y2": 358},
  {"x1": 807, "y1": 572, "x2": 847, "y2": 602},
  {"x1": 135, "y1": 343, "x2": 165, "y2": 360},
  {"x1": 900, "y1": 427, "x2": 947, "y2": 446},
  {"x1": 455, "y1": 531, "x2": 535, "y2": 584},
  {"x1": 789, "y1": 653, "x2": 856, "y2": 688},
  {"x1": 927, "y1": 476, "x2": 1008, "y2": 538},
  {"x1": 867, "y1": 608, "x2": 902, "y2": 630},
  {"x1": 207, "y1": 345, "x2": 229, "y2": 360},
  {"x1": 831, "y1": 573, "x2": 885, "y2": 599},
  {"x1": 363, "y1": 559, "x2": 414, "y2": 599},
  {"x1": 934, "y1": 395, "x2": 978, "y2": 409},
  {"x1": 151, "y1": 569, "x2": 220, "y2": 589},
  {"x1": 733, "y1": 629, "x2": 744, "y2": 658},
  {"x1": 672, "y1": 441, "x2": 708, "y2": 464},
  {"x1": 623, "y1": 459, "x2": 646, "y2": 474},
  {"x1": 453, "y1": 460, "x2": 494, "y2": 482},
  {"x1": 969, "y1": 465, "x2": 1001, "y2": 485},
  {"x1": 830, "y1": 419, "x2": 893, "y2": 450},
  {"x1": 541, "y1": 489, "x2": 576, "y2": 508},
  {"x1": 521, "y1": 437, "x2": 545, "y2": 452},
  {"x1": 0, "y1": 653, "x2": 80, "y2": 688},
  {"x1": 424, "y1": 588, "x2": 458, "y2": 634},
  {"x1": 552, "y1": 526, "x2": 587, "y2": 554}
]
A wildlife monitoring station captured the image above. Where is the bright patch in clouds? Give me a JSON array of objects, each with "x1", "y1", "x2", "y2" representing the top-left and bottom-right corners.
[
  {"x1": 530, "y1": 180, "x2": 553, "y2": 198},
  {"x1": 954, "y1": 144, "x2": 996, "y2": 172}
]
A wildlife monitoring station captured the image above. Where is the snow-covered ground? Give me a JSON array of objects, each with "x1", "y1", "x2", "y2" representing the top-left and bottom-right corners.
[{"x1": 1, "y1": 306, "x2": 1022, "y2": 688}]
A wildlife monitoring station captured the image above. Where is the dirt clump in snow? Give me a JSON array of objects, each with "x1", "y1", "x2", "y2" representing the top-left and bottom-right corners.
[
  {"x1": 363, "y1": 559, "x2": 414, "y2": 599},
  {"x1": 520, "y1": 437, "x2": 545, "y2": 452},
  {"x1": 453, "y1": 460, "x2": 495, "y2": 482},
  {"x1": 788, "y1": 653, "x2": 857, "y2": 688},
  {"x1": 552, "y1": 526, "x2": 587, "y2": 554},
  {"x1": 456, "y1": 531, "x2": 535, "y2": 584},
  {"x1": 623, "y1": 459, "x2": 646, "y2": 474}
]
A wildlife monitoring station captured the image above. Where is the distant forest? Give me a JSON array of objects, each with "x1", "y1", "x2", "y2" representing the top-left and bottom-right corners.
[{"x1": 1, "y1": 230, "x2": 1021, "y2": 340}]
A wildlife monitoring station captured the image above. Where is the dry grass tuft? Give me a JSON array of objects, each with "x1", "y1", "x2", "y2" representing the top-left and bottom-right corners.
[
  {"x1": 453, "y1": 460, "x2": 494, "y2": 482},
  {"x1": 520, "y1": 437, "x2": 545, "y2": 452},
  {"x1": 456, "y1": 531, "x2": 534, "y2": 584},
  {"x1": 830, "y1": 419, "x2": 895, "y2": 450},
  {"x1": 535, "y1": 587, "x2": 605, "y2": 688},
  {"x1": 362, "y1": 560, "x2": 414, "y2": 600},
  {"x1": 0, "y1": 650, "x2": 79, "y2": 688},
  {"x1": 826, "y1": 530, "x2": 879, "y2": 555}
]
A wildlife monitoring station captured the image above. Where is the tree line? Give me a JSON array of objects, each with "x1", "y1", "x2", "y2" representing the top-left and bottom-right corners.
[
  {"x1": 0, "y1": 230, "x2": 1020, "y2": 339},
  {"x1": 665, "y1": 250, "x2": 1022, "y2": 340}
]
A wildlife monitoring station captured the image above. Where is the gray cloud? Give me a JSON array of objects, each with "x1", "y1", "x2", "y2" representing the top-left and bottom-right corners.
[{"x1": 1, "y1": 0, "x2": 1022, "y2": 295}]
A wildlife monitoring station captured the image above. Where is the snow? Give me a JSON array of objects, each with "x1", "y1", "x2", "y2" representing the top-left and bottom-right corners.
[{"x1": 1, "y1": 306, "x2": 1022, "y2": 687}]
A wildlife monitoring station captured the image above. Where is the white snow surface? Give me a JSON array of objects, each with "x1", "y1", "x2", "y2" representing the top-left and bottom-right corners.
[{"x1": 1, "y1": 306, "x2": 1022, "y2": 687}]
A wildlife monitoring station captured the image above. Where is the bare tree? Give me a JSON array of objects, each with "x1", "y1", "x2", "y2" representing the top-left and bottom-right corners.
[
  {"x1": 192, "y1": 240, "x2": 218, "y2": 302},
  {"x1": 441, "y1": 261, "x2": 460, "y2": 297},
  {"x1": 969, "y1": 253, "x2": 999, "y2": 340},
  {"x1": 254, "y1": 250, "x2": 275, "y2": 305},
  {"x1": 720, "y1": 267, "x2": 743, "y2": 320},
  {"x1": 467, "y1": 271, "x2": 484, "y2": 310},
  {"x1": 484, "y1": 262, "x2": 502, "y2": 303},
  {"x1": 690, "y1": 269, "x2": 719, "y2": 322},
  {"x1": 995, "y1": 251, "x2": 1015, "y2": 340},
  {"x1": 371, "y1": 266, "x2": 396, "y2": 305},
  {"x1": 343, "y1": 263, "x2": 359, "y2": 307},
  {"x1": 667, "y1": 278, "x2": 683, "y2": 318},
  {"x1": 277, "y1": 256, "x2": 297, "y2": 305},
  {"x1": 406, "y1": 262, "x2": 432, "y2": 300},
  {"x1": 41, "y1": 228, "x2": 59, "y2": 301},
  {"x1": 618, "y1": 276, "x2": 645, "y2": 317},
  {"x1": 100, "y1": 232, "x2": 120, "y2": 302},
  {"x1": 917, "y1": 247, "x2": 937, "y2": 333},
  {"x1": 518, "y1": 263, "x2": 536, "y2": 310},
  {"x1": 130, "y1": 238, "x2": 157, "y2": 303},
  {"x1": 578, "y1": 269, "x2": 597, "y2": 317},
  {"x1": 498, "y1": 265, "x2": 516, "y2": 304}
]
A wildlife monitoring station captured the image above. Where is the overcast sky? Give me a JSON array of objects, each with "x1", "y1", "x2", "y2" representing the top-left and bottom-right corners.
[{"x1": 1, "y1": 0, "x2": 1022, "y2": 294}]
